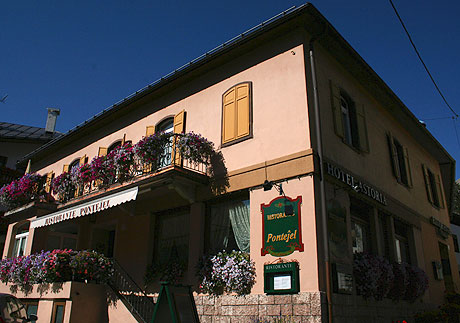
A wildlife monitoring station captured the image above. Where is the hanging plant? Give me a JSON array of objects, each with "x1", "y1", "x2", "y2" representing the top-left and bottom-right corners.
[
  {"x1": 177, "y1": 132, "x2": 214, "y2": 165},
  {"x1": 109, "y1": 143, "x2": 135, "y2": 182},
  {"x1": 196, "y1": 250, "x2": 256, "y2": 296},
  {"x1": 70, "y1": 163, "x2": 92, "y2": 185},
  {"x1": 0, "y1": 173, "x2": 44, "y2": 209},
  {"x1": 353, "y1": 252, "x2": 394, "y2": 300},
  {"x1": 52, "y1": 172, "x2": 76, "y2": 202},
  {"x1": 133, "y1": 132, "x2": 171, "y2": 167}
]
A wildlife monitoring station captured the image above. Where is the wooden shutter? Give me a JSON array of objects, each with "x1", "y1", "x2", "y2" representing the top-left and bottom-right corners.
[
  {"x1": 98, "y1": 147, "x2": 108, "y2": 157},
  {"x1": 79, "y1": 155, "x2": 87, "y2": 165},
  {"x1": 173, "y1": 110, "x2": 186, "y2": 165},
  {"x1": 146, "y1": 126, "x2": 155, "y2": 137},
  {"x1": 436, "y1": 174, "x2": 445, "y2": 208},
  {"x1": 63, "y1": 164, "x2": 69, "y2": 173},
  {"x1": 387, "y1": 133, "x2": 400, "y2": 180},
  {"x1": 403, "y1": 147, "x2": 413, "y2": 187},
  {"x1": 236, "y1": 83, "x2": 250, "y2": 139},
  {"x1": 222, "y1": 83, "x2": 251, "y2": 144},
  {"x1": 330, "y1": 80, "x2": 344, "y2": 139},
  {"x1": 174, "y1": 110, "x2": 186, "y2": 134},
  {"x1": 25, "y1": 160, "x2": 32, "y2": 174},
  {"x1": 422, "y1": 164, "x2": 434, "y2": 204},
  {"x1": 45, "y1": 172, "x2": 54, "y2": 193},
  {"x1": 223, "y1": 87, "x2": 236, "y2": 144},
  {"x1": 356, "y1": 104, "x2": 369, "y2": 152}
]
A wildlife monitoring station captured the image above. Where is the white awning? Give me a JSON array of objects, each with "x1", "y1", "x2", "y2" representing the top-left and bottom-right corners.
[{"x1": 31, "y1": 186, "x2": 138, "y2": 229}]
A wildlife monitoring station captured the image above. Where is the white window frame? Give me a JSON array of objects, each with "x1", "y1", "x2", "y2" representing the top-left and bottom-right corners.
[{"x1": 12, "y1": 232, "x2": 28, "y2": 258}]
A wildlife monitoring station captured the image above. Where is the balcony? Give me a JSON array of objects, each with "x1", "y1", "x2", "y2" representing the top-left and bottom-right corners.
[{"x1": 1, "y1": 132, "x2": 216, "y2": 214}]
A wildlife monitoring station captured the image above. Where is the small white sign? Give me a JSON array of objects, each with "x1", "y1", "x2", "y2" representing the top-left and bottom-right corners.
[{"x1": 273, "y1": 275, "x2": 291, "y2": 290}]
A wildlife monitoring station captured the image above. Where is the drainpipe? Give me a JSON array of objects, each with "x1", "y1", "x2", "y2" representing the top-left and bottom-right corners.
[{"x1": 309, "y1": 35, "x2": 333, "y2": 323}]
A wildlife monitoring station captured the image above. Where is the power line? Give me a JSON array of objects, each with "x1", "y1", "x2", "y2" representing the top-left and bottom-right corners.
[{"x1": 388, "y1": 0, "x2": 458, "y2": 118}]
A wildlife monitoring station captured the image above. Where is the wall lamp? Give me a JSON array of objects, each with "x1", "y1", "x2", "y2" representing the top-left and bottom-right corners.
[{"x1": 263, "y1": 180, "x2": 293, "y2": 215}]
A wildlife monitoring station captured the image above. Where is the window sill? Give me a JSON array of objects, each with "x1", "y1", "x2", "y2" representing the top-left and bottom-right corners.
[{"x1": 221, "y1": 134, "x2": 253, "y2": 148}]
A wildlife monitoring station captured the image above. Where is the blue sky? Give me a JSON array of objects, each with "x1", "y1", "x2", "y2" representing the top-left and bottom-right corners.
[{"x1": 1, "y1": 1, "x2": 459, "y2": 174}]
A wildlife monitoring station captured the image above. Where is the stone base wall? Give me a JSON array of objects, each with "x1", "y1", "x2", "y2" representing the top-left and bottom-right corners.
[
  {"x1": 331, "y1": 294, "x2": 435, "y2": 323},
  {"x1": 194, "y1": 292, "x2": 327, "y2": 323}
]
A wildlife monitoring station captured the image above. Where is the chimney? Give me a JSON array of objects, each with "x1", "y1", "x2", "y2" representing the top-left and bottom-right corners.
[{"x1": 45, "y1": 108, "x2": 60, "y2": 133}]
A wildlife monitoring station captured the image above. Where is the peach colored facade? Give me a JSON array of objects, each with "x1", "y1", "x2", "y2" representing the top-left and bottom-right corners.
[{"x1": 1, "y1": 4, "x2": 458, "y2": 323}]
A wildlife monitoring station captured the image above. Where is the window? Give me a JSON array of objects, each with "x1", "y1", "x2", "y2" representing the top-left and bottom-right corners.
[
  {"x1": 453, "y1": 235, "x2": 460, "y2": 253},
  {"x1": 154, "y1": 209, "x2": 190, "y2": 267},
  {"x1": 108, "y1": 140, "x2": 122, "y2": 154},
  {"x1": 422, "y1": 165, "x2": 445, "y2": 208},
  {"x1": 23, "y1": 301, "x2": 38, "y2": 323},
  {"x1": 330, "y1": 81, "x2": 369, "y2": 152},
  {"x1": 156, "y1": 117, "x2": 174, "y2": 168},
  {"x1": 222, "y1": 82, "x2": 252, "y2": 146},
  {"x1": 205, "y1": 196, "x2": 250, "y2": 253},
  {"x1": 12, "y1": 223, "x2": 29, "y2": 258},
  {"x1": 350, "y1": 198, "x2": 371, "y2": 254},
  {"x1": 51, "y1": 301, "x2": 65, "y2": 323},
  {"x1": 387, "y1": 133, "x2": 412, "y2": 187},
  {"x1": 394, "y1": 219, "x2": 411, "y2": 264}
]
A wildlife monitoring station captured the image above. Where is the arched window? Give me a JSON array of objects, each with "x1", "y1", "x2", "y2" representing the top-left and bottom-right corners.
[
  {"x1": 69, "y1": 158, "x2": 80, "y2": 172},
  {"x1": 108, "y1": 140, "x2": 122, "y2": 154},
  {"x1": 156, "y1": 117, "x2": 174, "y2": 134},
  {"x1": 156, "y1": 118, "x2": 174, "y2": 168}
]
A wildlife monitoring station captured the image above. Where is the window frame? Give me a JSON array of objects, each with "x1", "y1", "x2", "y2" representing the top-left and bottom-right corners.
[
  {"x1": 422, "y1": 164, "x2": 445, "y2": 208},
  {"x1": 387, "y1": 133, "x2": 412, "y2": 187},
  {"x1": 330, "y1": 81, "x2": 369, "y2": 153},
  {"x1": 51, "y1": 301, "x2": 66, "y2": 323},
  {"x1": 221, "y1": 81, "x2": 253, "y2": 147}
]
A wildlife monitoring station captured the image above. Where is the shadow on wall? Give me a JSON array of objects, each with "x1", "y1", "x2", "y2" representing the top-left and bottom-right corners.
[{"x1": 209, "y1": 150, "x2": 229, "y2": 195}]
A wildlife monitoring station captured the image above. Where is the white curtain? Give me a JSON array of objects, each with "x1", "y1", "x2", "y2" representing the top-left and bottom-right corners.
[
  {"x1": 228, "y1": 200, "x2": 250, "y2": 253},
  {"x1": 208, "y1": 199, "x2": 250, "y2": 253}
]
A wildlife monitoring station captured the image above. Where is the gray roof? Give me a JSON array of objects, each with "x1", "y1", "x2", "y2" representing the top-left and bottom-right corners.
[{"x1": 0, "y1": 122, "x2": 62, "y2": 141}]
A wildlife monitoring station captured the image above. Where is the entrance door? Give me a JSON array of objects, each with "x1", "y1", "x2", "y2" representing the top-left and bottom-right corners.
[{"x1": 91, "y1": 228, "x2": 115, "y2": 257}]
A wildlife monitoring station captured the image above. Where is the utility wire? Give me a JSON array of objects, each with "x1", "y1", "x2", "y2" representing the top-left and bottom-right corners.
[
  {"x1": 388, "y1": 0, "x2": 458, "y2": 118},
  {"x1": 453, "y1": 118, "x2": 460, "y2": 147},
  {"x1": 422, "y1": 116, "x2": 456, "y2": 121}
]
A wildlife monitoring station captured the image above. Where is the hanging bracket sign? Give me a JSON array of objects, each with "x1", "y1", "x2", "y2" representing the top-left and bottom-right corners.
[{"x1": 261, "y1": 196, "x2": 304, "y2": 256}]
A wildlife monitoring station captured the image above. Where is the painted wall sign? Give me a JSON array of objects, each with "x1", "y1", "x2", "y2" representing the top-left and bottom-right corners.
[
  {"x1": 261, "y1": 196, "x2": 304, "y2": 256},
  {"x1": 31, "y1": 186, "x2": 138, "y2": 228},
  {"x1": 325, "y1": 162, "x2": 387, "y2": 205}
]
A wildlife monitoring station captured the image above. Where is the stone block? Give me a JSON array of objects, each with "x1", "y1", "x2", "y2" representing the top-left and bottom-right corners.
[
  {"x1": 194, "y1": 295, "x2": 203, "y2": 305},
  {"x1": 203, "y1": 305, "x2": 215, "y2": 315},
  {"x1": 196, "y1": 305, "x2": 204, "y2": 315},
  {"x1": 261, "y1": 304, "x2": 281, "y2": 316},
  {"x1": 274, "y1": 294, "x2": 292, "y2": 304},
  {"x1": 293, "y1": 304, "x2": 311, "y2": 316},
  {"x1": 258, "y1": 294, "x2": 275, "y2": 305},
  {"x1": 292, "y1": 292, "x2": 310, "y2": 304},
  {"x1": 199, "y1": 315, "x2": 212, "y2": 323},
  {"x1": 310, "y1": 293, "x2": 322, "y2": 316},
  {"x1": 281, "y1": 304, "x2": 293, "y2": 316},
  {"x1": 221, "y1": 294, "x2": 258, "y2": 305},
  {"x1": 221, "y1": 305, "x2": 258, "y2": 316},
  {"x1": 202, "y1": 295, "x2": 216, "y2": 305},
  {"x1": 229, "y1": 316, "x2": 257, "y2": 323},
  {"x1": 307, "y1": 316, "x2": 322, "y2": 323},
  {"x1": 215, "y1": 316, "x2": 231, "y2": 323}
]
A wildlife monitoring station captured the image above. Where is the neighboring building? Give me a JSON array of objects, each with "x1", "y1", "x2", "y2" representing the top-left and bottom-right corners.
[
  {"x1": 0, "y1": 109, "x2": 61, "y2": 255},
  {"x1": 0, "y1": 108, "x2": 61, "y2": 185},
  {"x1": 0, "y1": 4, "x2": 458, "y2": 323}
]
